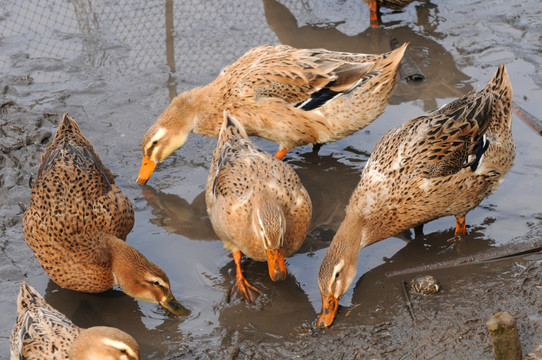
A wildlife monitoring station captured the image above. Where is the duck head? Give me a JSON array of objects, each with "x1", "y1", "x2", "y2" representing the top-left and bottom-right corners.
[
  {"x1": 137, "y1": 93, "x2": 196, "y2": 184},
  {"x1": 252, "y1": 199, "x2": 288, "y2": 282}
]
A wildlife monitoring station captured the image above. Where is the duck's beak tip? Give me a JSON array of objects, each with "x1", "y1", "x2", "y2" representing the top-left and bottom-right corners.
[
  {"x1": 136, "y1": 156, "x2": 157, "y2": 185},
  {"x1": 161, "y1": 292, "x2": 190, "y2": 316},
  {"x1": 266, "y1": 248, "x2": 287, "y2": 282},
  {"x1": 317, "y1": 292, "x2": 339, "y2": 328}
]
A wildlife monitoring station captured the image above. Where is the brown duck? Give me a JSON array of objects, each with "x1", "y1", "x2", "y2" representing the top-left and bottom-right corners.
[
  {"x1": 22, "y1": 114, "x2": 187, "y2": 315},
  {"x1": 206, "y1": 111, "x2": 312, "y2": 301},
  {"x1": 11, "y1": 282, "x2": 140, "y2": 360},
  {"x1": 137, "y1": 43, "x2": 407, "y2": 184},
  {"x1": 317, "y1": 65, "x2": 515, "y2": 327}
]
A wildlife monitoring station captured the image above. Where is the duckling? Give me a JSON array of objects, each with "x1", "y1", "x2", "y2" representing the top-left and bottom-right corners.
[
  {"x1": 317, "y1": 65, "x2": 515, "y2": 327},
  {"x1": 137, "y1": 43, "x2": 407, "y2": 184},
  {"x1": 11, "y1": 282, "x2": 139, "y2": 360},
  {"x1": 23, "y1": 114, "x2": 187, "y2": 315},
  {"x1": 206, "y1": 111, "x2": 312, "y2": 301}
]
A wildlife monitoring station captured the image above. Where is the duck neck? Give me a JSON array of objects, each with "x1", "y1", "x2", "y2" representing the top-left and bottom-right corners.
[
  {"x1": 105, "y1": 236, "x2": 148, "y2": 299},
  {"x1": 185, "y1": 85, "x2": 224, "y2": 137},
  {"x1": 329, "y1": 213, "x2": 368, "y2": 262}
]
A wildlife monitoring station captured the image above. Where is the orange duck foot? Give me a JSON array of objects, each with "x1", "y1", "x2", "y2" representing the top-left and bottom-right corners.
[
  {"x1": 453, "y1": 215, "x2": 467, "y2": 241},
  {"x1": 229, "y1": 250, "x2": 261, "y2": 302},
  {"x1": 230, "y1": 275, "x2": 261, "y2": 303},
  {"x1": 367, "y1": 0, "x2": 381, "y2": 27},
  {"x1": 274, "y1": 148, "x2": 289, "y2": 160}
]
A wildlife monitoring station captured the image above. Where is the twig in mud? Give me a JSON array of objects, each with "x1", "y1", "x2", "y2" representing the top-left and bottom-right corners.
[
  {"x1": 390, "y1": 38, "x2": 426, "y2": 81},
  {"x1": 402, "y1": 281, "x2": 417, "y2": 327},
  {"x1": 344, "y1": 303, "x2": 362, "y2": 317},
  {"x1": 386, "y1": 240, "x2": 542, "y2": 278},
  {"x1": 512, "y1": 102, "x2": 542, "y2": 136}
]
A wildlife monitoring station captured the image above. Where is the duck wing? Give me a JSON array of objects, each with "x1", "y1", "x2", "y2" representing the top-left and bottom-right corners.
[
  {"x1": 228, "y1": 45, "x2": 378, "y2": 111},
  {"x1": 368, "y1": 90, "x2": 493, "y2": 179}
]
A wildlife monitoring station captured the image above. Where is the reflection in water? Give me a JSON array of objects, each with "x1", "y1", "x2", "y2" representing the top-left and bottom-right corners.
[
  {"x1": 142, "y1": 186, "x2": 218, "y2": 241},
  {"x1": 348, "y1": 224, "x2": 494, "y2": 324},
  {"x1": 263, "y1": 0, "x2": 472, "y2": 110},
  {"x1": 2, "y1": 0, "x2": 541, "y2": 358},
  {"x1": 1, "y1": 1, "x2": 278, "y2": 83},
  {"x1": 365, "y1": 0, "x2": 423, "y2": 28},
  {"x1": 217, "y1": 260, "x2": 316, "y2": 339},
  {"x1": 286, "y1": 152, "x2": 365, "y2": 233},
  {"x1": 141, "y1": 152, "x2": 366, "y2": 250}
]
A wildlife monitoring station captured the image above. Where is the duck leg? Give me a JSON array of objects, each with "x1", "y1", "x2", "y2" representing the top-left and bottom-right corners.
[
  {"x1": 274, "y1": 148, "x2": 289, "y2": 160},
  {"x1": 230, "y1": 250, "x2": 261, "y2": 302},
  {"x1": 312, "y1": 143, "x2": 323, "y2": 154},
  {"x1": 454, "y1": 215, "x2": 467, "y2": 240},
  {"x1": 366, "y1": 0, "x2": 381, "y2": 28},
  {"x1": 413, "y1": 224, "x2": 424, "y2": 238}
]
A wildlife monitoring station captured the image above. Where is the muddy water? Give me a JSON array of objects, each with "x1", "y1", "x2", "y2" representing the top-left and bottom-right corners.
[{"x1": 1, "y1": 0, "x2": 542, "y2": 359}]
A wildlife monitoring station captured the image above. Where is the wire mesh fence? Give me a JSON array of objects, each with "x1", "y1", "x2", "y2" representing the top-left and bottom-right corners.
[{"x1": 0, "y1": 0, "x2": 279, "y2": 85}]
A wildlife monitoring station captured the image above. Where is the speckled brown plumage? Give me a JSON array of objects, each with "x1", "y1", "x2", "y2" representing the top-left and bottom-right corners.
[
  {"x1": 137, "y1": 43, "x2": 407, "y2": 184},
  {"x1": 206, "y1": 111, "x2": 312, "y2": 301},
  {"x1": 22, "y1": 114, "x2": 187, "y2": 315},
  {"x1": 10, "y1": 282, "x2": 139, "y2": 360},
  {"x1": 317, "y1": 65, "x2": 515, "y2": 327},
  {"x1": 23, "y1": 114, "x2": 133, "y2": 292}
]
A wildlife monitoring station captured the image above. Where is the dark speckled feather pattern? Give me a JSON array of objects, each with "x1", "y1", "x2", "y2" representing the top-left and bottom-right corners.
[
  {"x1": 23, "y1": 114, "x2": 135, "y2": 293},
  {"x1": 318, "y1": 65, "x2": 515, "y2": 306},
  {"x1": 354, "y1": 65, "x2": 515, "y2": 243},
  {"x1": 141, "y1": 43, "x2": 407, "y2": 168},
  {"x1": 11, "y1": 283, "x2": 80, "y2": 360},
  {"x1": 10, "y1": 283, "x2": 140, "y2": 360},
  {"x1": 206, "y1": 111, "x2": 312, "y2": 261}
]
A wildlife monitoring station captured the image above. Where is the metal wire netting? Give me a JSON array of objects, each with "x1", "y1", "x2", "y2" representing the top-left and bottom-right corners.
[{"x1": 0, "y1": 0, "x2": 279, "y2": 83}]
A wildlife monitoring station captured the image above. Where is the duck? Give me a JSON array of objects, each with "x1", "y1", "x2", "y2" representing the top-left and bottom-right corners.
[
  {"x1": 22, "y1": 114, "x2": 187, "y2": 316},
  {"x1": 11, "y1": 282, "x2": 140, "y2": 360},
  {"x1": 317, "y1": 65, "x2": 515, "y2": 327},
  {"x1": 205, "y1": 111, "x2": 312, "y2": 301},
  {"x1": 137, "y1": 43, "x2": 408, "y2": 184},
  {"x1": 364, "y1": 0, "x2": 420, "y2": 27}
]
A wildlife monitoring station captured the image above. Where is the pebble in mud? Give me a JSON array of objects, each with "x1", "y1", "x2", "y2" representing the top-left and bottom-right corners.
[{"x1": 410, "y1": 275, "x2": 440, "y2": 295}]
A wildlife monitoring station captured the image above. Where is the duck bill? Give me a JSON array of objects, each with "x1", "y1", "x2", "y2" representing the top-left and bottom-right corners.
[
  {"x1": 136, "y1": 156, "x2": 157, "y2": 185},
  {"x1": 266, "y1": 248, "x2": 287, "y2": 282},
  {"x1": 317, "y1": 292, "x2": 339, "y2": 328},
  {"x1": 160, "y1": 292, "x2": 189, "y2": 316}
]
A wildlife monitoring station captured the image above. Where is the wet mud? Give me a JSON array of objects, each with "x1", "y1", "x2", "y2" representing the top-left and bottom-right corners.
[{"x1": 1, "y1": 0, "x2": 542, "y2": 359}]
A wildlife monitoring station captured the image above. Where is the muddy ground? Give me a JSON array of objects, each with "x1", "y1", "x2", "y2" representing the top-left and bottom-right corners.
[{"x1": 1, "y1": 0, "x2": 542, "y2": 359}]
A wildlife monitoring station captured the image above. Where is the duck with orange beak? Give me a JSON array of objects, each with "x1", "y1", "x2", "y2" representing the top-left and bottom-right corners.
[
  {"x1": 317, "y1": 65, "x2": 515, "y2": 327},
  {"x1": 206, "y1": 111, "x2": 312, "y2": 301},
  {"x1": 136, "y1": 43, "x2": 407, "y2": 184}
]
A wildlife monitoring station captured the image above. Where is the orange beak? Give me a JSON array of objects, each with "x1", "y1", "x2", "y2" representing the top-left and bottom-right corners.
[
  {"x1": 266, "y1": 248, "x2": 287, "y2": 282},
  {"x1": 136, "y1": 156, "x2": 157, "y2": 185},
  {"x1": 317, "y1": 292, "x2": 339, "y2": 328}
]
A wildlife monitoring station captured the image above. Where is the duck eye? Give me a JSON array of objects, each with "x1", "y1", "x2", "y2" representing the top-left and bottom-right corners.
[
  {"x1": 152, "y1": 140, "x2": 158, "y2": 145},
  {"x1": 154, "y1": 281, "x2": 160, "y2": 286},
  {"x1": 120, "y1": 349, "x2": 127, "y2": 353}
]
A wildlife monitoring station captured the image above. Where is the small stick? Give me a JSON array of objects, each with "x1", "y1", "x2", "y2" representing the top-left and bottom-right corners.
[
  {"x1": 512, "y1": 101, "x2": 542, "y2": 136},
  {"x1": 487, "y1": 312, "x2": 523, "y2": 360},
  {"x1": 344, "y1": 303, "x2": 362, "y2": 317},
  {"x1": 386, "y1": 240, "x2": 542, "y2": 278},
  {"x1": 402, "y1": 281, "x2": 417, "y2": 327}
]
